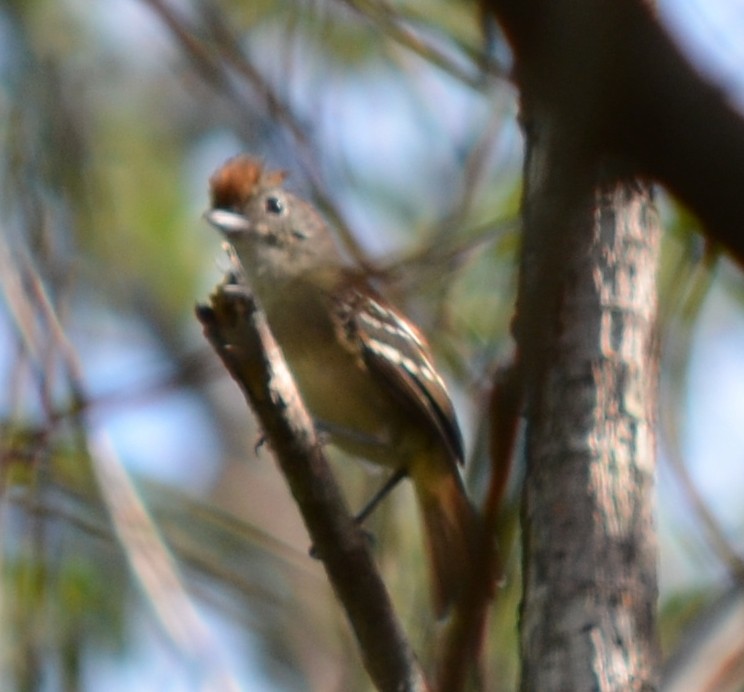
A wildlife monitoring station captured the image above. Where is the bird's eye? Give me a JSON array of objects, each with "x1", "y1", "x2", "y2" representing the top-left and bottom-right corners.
[
  {"x1": 291, "y1": 229, "x2": 307, "y2": 240},
  {"x1": 265, "y1": 196, "x2": 284, "y2": 215}
]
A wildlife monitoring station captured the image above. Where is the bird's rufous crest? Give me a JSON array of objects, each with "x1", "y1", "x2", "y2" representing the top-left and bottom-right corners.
[{"x1": 209, "y1": 156, "x2": 286, "y2": 210}]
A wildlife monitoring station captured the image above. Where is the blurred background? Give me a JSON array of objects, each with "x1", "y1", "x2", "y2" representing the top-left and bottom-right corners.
[{"x1": 0, "y1": 0, "x2": 742, "y2": 689}]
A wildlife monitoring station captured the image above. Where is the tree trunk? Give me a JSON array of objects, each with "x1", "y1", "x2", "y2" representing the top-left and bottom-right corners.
[{"x1": 515, "y1": 114, "x2": 661, "y2": 688}]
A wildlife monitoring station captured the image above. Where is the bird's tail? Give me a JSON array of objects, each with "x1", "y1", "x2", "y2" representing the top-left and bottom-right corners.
[{"x1": 410, "y1": 462, "x2": 481, "y2": 618}]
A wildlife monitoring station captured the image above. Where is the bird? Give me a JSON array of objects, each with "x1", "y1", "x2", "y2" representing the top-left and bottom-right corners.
[{"x1": 205, "y1": 155, "x2": 479, "y2": 617}]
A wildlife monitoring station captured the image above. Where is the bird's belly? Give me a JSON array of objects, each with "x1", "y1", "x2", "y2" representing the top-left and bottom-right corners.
[
  {"x1": 287, "y1": 351, "x2": 403, "y2": 467},
  {"x1": 259, "y1": 285, "x2": 409, "y2": 468}
]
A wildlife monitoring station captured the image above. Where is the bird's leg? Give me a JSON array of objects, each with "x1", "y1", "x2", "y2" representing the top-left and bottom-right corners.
[
  {"x1": 354, "y1": 467, "x2": 407, "y2": 525},
  {"x1": 308, "y1": 467, "x2": 407, "y2": 559},
  {"x1": 314, "y1": 420, "x2": 405, "y2": 523}
]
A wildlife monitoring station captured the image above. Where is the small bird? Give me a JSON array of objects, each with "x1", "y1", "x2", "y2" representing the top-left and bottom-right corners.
[{"x1": 205, "y1": 155, "x2": 479, "y2": 617}]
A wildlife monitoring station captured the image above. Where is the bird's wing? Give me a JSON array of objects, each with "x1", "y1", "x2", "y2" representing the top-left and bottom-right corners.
[{"x1": 331, "y1": 282, "x2": 464, "y2": 467}]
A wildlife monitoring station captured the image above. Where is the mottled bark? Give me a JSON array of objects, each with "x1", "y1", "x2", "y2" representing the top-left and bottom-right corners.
[{"x1": 516, "y1": 131, "x2": 661, "y2": 688}]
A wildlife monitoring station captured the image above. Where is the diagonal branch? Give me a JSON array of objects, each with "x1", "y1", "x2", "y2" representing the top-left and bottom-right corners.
[{"x1": 196, "y1": 276, "x2": 428, "y2": 692}]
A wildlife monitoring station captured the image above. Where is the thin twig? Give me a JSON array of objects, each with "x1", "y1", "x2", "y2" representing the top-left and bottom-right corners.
[
  {"x1": 1, "y1": 243, "x2": 243, "y2": 690},
  {"x1": 142, "y1": 0, "x2": 366, "y2": 263},
  {"x1": 88, "y1": 432, "x2": 242, "y2": 692},
  {"x1": 659, "y1": 252, "x2": 744, "y2": 584},
  {"x1": 338, "y1": 0, "x2": 502, "y2": 88}
]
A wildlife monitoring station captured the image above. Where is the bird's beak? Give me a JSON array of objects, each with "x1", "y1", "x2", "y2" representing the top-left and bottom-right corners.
[{"x1": 204, "y1": 209, "x2": 252, "y2": 237}]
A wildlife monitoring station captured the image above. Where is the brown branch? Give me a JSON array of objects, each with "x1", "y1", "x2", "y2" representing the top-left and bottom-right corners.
[
  {"x1": 420, "y1": 364, "x2": 520, "y2": 692},
  {"x1": 483, "y1": 0, "x2": 744, "y2": 267},
  {"x1": 435, "y1": 522, "x2": 497, "y2": 691},
  {"x1": 196, "y1": 277, "x2": 428, "y2": 692},
  {"x1": 435, "y1": 360, "x2": 521, "y2": 688}
]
